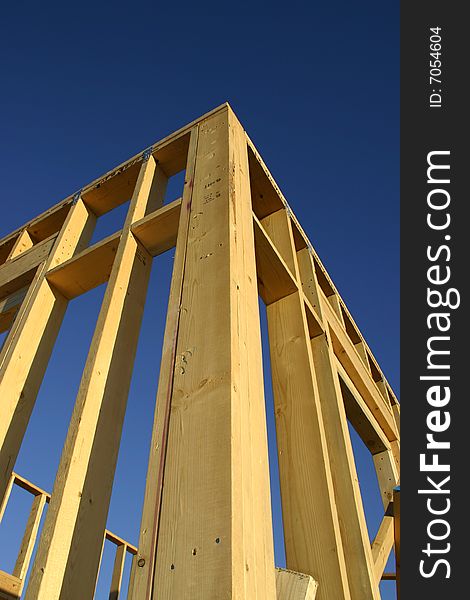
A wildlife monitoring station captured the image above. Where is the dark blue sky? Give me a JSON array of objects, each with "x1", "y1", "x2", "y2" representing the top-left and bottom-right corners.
[{"x1": 0, "y1": 2, "x2": 399, "y2": 597}]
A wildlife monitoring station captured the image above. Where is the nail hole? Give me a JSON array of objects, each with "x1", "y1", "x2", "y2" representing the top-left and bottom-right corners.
[
  {"x1": 215, "y1": 537, "x2": 220, "y2": 544},
  {"x1": 170, "y1": 564, "x2": 175, "y2": 570},
  {"x1": 192, "y1": 548, "x2": 197, "y2": 556}
]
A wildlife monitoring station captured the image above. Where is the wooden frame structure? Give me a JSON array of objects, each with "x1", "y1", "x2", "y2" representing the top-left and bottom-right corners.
[{"x1": 0, "y1": 103, "x2": 400, "y2": 600}]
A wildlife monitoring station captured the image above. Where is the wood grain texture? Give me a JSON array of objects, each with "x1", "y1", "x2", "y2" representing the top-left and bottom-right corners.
[
  {"x1": 0, "y1": 571, "x2": 21, "y2": 600},
  {"x1": 265, "y1": 213, "x2": 352, "y2": 600},
  {"x1": 13, "y1": 493, "x2": 47, "y2": 585},
  {"x1": 109, "y1": 544, "x2": 127, "y2": 600},
  {"x1": 311, "y1": 320, "x2": 379, "y2": 600},
  {"x1": 371, "y1": 515, "x2": 394, "y2": 584},
  {"x1": 127, "y1": 127, "x2": 199, "y2": 600},
  {"x1": 322, "y1": 298, "x2": 398, "y2": 441},
  {"x1": 6, "y1": 231, "x2": 34, "y2": 261},
  {"x1": 0, "y1": 199, "x2": 95, "y2": 506},
  {"x1": 24, "y1": 157, "x2": 163, "y2": 600},
  {"x1": 275, "y1": 568, "x2": 318, "y2": 599},
  {"x1": 132, "y1": 197, "x2": 182, "y2": 257},
  {"x1": 0, "y1": 234, "x2": 57, "y2": 299},
  {"x1": 253, "y1": 213, "x2": 298, "y2": 304},
  {"x1": 151, "y1": 107, "x2": 276, "y2": 599}
]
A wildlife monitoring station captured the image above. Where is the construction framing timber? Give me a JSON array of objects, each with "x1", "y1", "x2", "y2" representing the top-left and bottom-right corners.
[{"x1": 0, "y1": 103, "x2": 400, "y2": 600}]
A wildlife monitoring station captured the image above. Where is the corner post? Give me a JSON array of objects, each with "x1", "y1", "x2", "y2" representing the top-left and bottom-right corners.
[{"x1": 151, "y1": 106, "x2": 276, "y2": 599}]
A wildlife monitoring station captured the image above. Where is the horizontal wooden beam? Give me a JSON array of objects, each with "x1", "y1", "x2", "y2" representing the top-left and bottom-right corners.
[
  {"x1": 253, "y1": 213, "x2": 298, "y2": 304},
  {"x1": 45, "y1": 199, "x2": 183, "y2": 299},
  {"x1": 322, "y1": 297, "x2": 398, "y2": 441},
  {"x1": 303, "y1": 296, "x2": 324, "y2": 338},
  {"x1": 13, "y1": 494, "x2": 47, "y2": 584},
  {"x1": 245, "y1": 133, "x2": 399, "y2": 408},
  {"x1": 275, "y1": 568, "x2": 318, "y2": 599},
  {"x1": 0, "y1": 235, "x2": 56, "y2": 300},
  {"x1": 12, "y1": 473, "x2": 137, "y2": 554},
  {"x1": 46, "y1": 232, "x2": 120, "y2": 299},
  {"x1": 0, "y1": 104, "x2": 229, "y2": 251},
  {"x1": 247, "y1": 145, "x2": 284, "y2": 220},
  {"x1": 0, "y1": 202, "x2": 71, "y2": 264},
  {"x1": 105, "y1": 530, "x2": 137, "y2": 555},
  {"x1": 131, "y1": 197, "x2": 182, "y2": 256},
  {"x1": 0, "y1": 570, "x2": 21, "y2": 600},
  {"x1": 336, "y1": 362, "x2": 390, "y2": 455},
  {"x1": 13, "y1": 473, "x2": 51, "y2": 499}
]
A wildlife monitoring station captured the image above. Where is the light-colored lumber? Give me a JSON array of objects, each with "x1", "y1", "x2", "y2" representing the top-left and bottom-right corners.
[
  {"x1": 151, "y1": 107, "x2": 276, "y2": 599},
  {"x1": 109, "y1": 544, "x2": 127, "y2": 600},
  {"x1": 105, "y1": 530, "x2": 137, "y2": 554},
  {"x1": 127, "y1": 128, "x2": 199, "y2": 600},
  {"x1": 264, "y1": 208, "x2": 376, "y2": 599},
  {"x1": 13, "y1": 493, "x2": 47, "y2": 584},
  {"x1": 6, "y1": 231, "x2": 34, "y2": 261},
  {"x1": 131, "y1": 197, "x2": 182, "y2": 256},
  {"x1": 46, "y1": 231, "x2": 120, "y2": 299},
  {"x1": 275, "y1": 568, "x2": 318, "y2": 599},
  {"x1": 0, "y1": 475, "x2": 15, "y2": 524},
  {"x1": 0, "y1": 104, "x2": 400, "y2": 600},
  {"x1": 0, "y1": 287, "x2": 28, "y2": 334},
  {"x1": 0, "y1": 199, "x2": 95, "y2": 506},
  {"x1": 12, "y1": 473, "x2": 50, "y2": 499},
  {"x1": 392, "y1": 400, "x2": 400, "y2": 435},
  {"x1": 24, "y1": 157, "x2": 164, "y2": 600},
  {"x1": 296, "y1": 248, "x2": 323, "y2": 321},
  {"x1": 265, "y1": 209, "x2": 350, "y2": 600},
  {"x1": 373, "y1": 449, "x2": 399, "y2": 509},
  {"x1": 336, "y1": 361, "x2": 389, "y2": 455},
  {"x1": 0, "y1": 571, "x2": 21, "y2": 600},
  {"x1": 0, "y1": 234, "x2": 57, "y2": 299},
  {"x1": 375, "y1": 378, "x2": 392, "y2": 408},
  {"x1": 247, "y1": 144, "x2": 284, "y2": 219},
  {"x1": 371, "y1": 515, "x2": 394, "y2": 584},
  {"x1": 327, "y1": 293, "x2": 345, "y2": 325},
  {"x1": 253, "y1": 213, "x2": 298, "y2": 304},
  {"x1": 322, "y1": 297, "x2": 398, "y2": 441},
  {"x1": 261, "y1": 209, "x2": 297, "y2": 275},
  {"x1": 45, "y1": 198, "x2": 182, "y2": 300},
  {"x1": 355, "y1": 341, "x2": 371, "y2": 371},
  {"x1": 246, "y1": 132, "x2": 399, "y2": 409},
  {"x1": 310, "y1": 320, "x2": 380, "y2": 600},
  {"x1": 303, "y1": 296, "x2": 324, "y2": 339}
]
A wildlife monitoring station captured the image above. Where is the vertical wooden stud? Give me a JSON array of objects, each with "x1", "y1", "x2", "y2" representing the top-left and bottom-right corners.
[
  {"x1": 371, "y1": 515, "x2": 395, "y2": 584},
  {"x1": 6, "y1": 230, "x2": 34, "y2": 261},
  {"x1": 0, "y1": 474, "x2": 15, "y2": 524},
  {"x1": 151, "y1": 107, "x2": 276, "y2": 599},
  {"x1": 264, "y1": 209, "x2": 351, "y2": 599},
  {"x1": 373, "y1": 448, "x2": 399, "y2": 510},
  {"x1": 310, "y1": 320, "x2": 380, "y2": 600},
  {"x1": 109, "y1": 544, "x2": 127, "y2": 600},
  {"x1": 128, "y1": 127, "x2": 199, "y2": 600},
  {"x1": 0, "y1": 200, "x2": 96, "y2": 505},
  {"x1": 24, "y1": 156, "x2": 164, "y2": 600},
  {"x1": 13, "y1": 493, "x2": 47, "y2": 584},
  {"x1": 355, "y1": 341, "x2": 372, "y2": 372}
]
